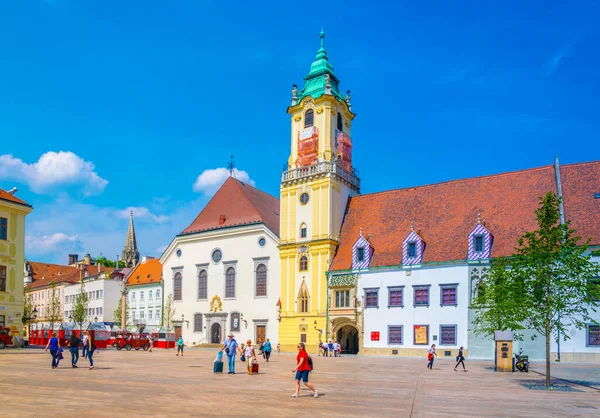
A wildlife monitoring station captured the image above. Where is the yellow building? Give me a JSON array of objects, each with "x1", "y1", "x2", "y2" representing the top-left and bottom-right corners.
[
  {"x1": 0, "y1": 188, "x2": 32, "y2": 339},
  {"x1": 278, "y1": 32, "x2": 360, "y2": 351}
]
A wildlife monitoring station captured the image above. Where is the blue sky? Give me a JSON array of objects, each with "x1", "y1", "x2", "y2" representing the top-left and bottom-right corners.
[{"x1": 1, "y1": 1, "x2": 599, "y2": 264}]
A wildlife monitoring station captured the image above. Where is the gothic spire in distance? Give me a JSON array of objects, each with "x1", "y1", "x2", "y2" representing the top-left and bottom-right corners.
[{"x1": 122, "y1": 210, "x2": 140, "y2": 267}]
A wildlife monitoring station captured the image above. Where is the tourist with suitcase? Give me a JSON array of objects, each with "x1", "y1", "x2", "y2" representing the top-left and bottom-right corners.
[
  {"x1": 244, "y1": 339, "x2": 257, "y2": 375},
  {"x1": 222, "y1": 333, "x2": 240, "y2": 374},
  {"x1": 214, "y1": 350, "x2": 224, "y2": 373}
]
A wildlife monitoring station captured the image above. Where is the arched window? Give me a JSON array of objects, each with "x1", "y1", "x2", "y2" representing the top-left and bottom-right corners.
[
  {"x1": 173, "y1": 272, "x2": 182, "y2": 301},
  {"x1": 193, "y1": 313, "x2": 202, "y2": 332},
  {"x1": 198, "y1": 269, "x2": 207, "y2": 300},
  {"x1": 225, "y1": 267, "x2": 236, "y2": 298},
  {"x1": 299, "y1": 256, "x2": 308, "y2": 271},
  {"x1": 298, "y1": 283, "x2": 310, "y2": 313},
  {"x1": 337, "y1": 113, "x2": 343, "y2": 131},
  {"x1": 304, "y1": 109, "x2": 314, "y2": 128},
  {"x1": 231, "y1": 312, "x2": 240, "y2": 331},
  {"x1": 255, "y1": 264, "x2": 267, "y2": 297},
  {"x1": 300, "y1": 223, "x2": 307, "y2": 238}
]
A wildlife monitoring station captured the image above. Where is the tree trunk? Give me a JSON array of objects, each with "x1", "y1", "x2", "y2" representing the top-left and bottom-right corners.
[{"x1": 545, "y1": 321, "x2": 551, "y2": 388}]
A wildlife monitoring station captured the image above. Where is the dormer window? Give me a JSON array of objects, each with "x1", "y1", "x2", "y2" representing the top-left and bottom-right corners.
[
  {"x1": 408, "y1": 242, "x2": 417, "y2": 258},
  {"x1": 304, "y1": 109, "x2": 314, "y2": 128},
  {"x1": 337, "y1": 113, "x2": 343, "y2": 131},
  {"x1": 357, "y1": 247, "x2": 365, "y2": 262},
  {"x1": 474, "y1": 236, "x2": 484, "y2": 252}
]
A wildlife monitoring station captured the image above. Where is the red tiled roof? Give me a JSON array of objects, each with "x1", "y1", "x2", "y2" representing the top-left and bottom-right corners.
[
  {"x1": 330, "y1": 161, "x2": 600, "y2": 271},
  {"x1": 25, "y1": 262, "x2": 113, "y2": 290},
  {"x1": 126, "y1": 258, "x2": 162, "y2": 287},
  {"x1": 181, "y1": 177, "x2": 280, "y2": 236},
  {"x1": 0, "y1": 188, "x2": 31, "y2": 207}
]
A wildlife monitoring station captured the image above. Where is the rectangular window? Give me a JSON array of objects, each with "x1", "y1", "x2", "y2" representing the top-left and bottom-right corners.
[
  {"x1": 99, "y1": 290, "x2": 103, "y2": 299},
  {"x1": 588, "y1": 279, "x2": 600, "y2": 302},
  {"x1": 440, "y1": 325, "x2": 457, "y2": 345},
  {"x1": 131, "y1": 292, "x2": 136, "y2": 301},
  {"x1": 140, "y1": 310, "x2": 145, "y2": 319},
  {"x1": 357, "y1": 247, "x2": 365, "y2": 262},
  {"x1": 0, "y1": 217, "x2": 7, "y2": 240},
  {"x1": 408, "y1": 242, "x2": 417, "y2": 258},
  {"x1": 132, "y1": 311, "x2": 136, "y2": 320},
  {"x1": 388, "y1": 288, "x2": 403, "y2": 307},
  {"x1": 414, "y1": 287, "x2": 429, "y2": 307},
  {"x1": 301, "y1": 227, "x2": 307, "y2": 238},
  {"x1": 388, "y1": 326, "x2": 403, "y2": 344},
  {"x1": 156, "y1": 289, "x2": 160, "y2": 299},
  {"x1": 588, "y1": 325, "x2": 600, "y2": 346},
  {"x1": 155, "y1": 309, "x2": 160, "y2": 320},
  {"x1": 149, "y1": 290, "x2": 153, "y2": 299},
  {"x1": 148, "y1": 310, "x2": 152, "y2": 319},
  {"x1": 441, "y1": 285, "x2": 457, "y2": 306},
  {"x1": 365, "y1": 289, "x2": 379, "y2": 309},
  {"x1": 0, "y1": 315, "x2": 4, "y2": 327},
  {"x1": 99, "y1": 307, "x2": 103, "y2": 315},
  {"x1": 140, "y1": 291, "x2": 144, "y2": 300},
  {"x1": 474, "y1": 236, "x2": 484, "y2": 252},
  {"x1": 335, "y1": 290, "x2": 350, "y2": 308}
]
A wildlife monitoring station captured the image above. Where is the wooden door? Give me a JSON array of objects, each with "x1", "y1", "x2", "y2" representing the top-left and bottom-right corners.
[
  {"x1": 256, "y1": 325, "x2": 266, "y2": 345},
  {"x1": 174, "y1": 326, "x2": 182, "y2": 341}
]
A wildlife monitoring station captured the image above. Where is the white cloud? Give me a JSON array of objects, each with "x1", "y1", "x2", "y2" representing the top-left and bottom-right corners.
[
  {"x1": 117, "y1": 206, "x2": 169, "y2": 223},
  {"x1": 155, "y1": 244, "x2": 168, "y2": 255},
  {"x1": 25, "y1": 233, "x2": 84, "y2": 256},
  {"x1": 0, "y1": 151, "x2": 108, "y2": 196},
  {"x1": 192, "y1": 167, "x2": 255, "y2": 195}
]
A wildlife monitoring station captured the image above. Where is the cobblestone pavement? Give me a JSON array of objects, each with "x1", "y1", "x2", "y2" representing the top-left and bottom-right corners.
[
  {"x1": 1, "y1": 348, "x2": 599, "y2": 417},
  {"x1": 530, "y1": 362, "x2": 600, "y2": 390}
]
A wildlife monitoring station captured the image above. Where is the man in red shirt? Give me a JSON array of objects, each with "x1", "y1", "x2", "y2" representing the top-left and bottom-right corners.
[{"x1": 292, "y1": 342, "x2": 319, "y2": 398}]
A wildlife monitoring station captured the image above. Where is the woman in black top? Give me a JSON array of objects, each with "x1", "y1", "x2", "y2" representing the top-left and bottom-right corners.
[
  {"x1": 69, "y1": 333, "x2": 81, "y2": 368},
  {"x1": 454, "y1": 346, "x2": 467, "y2": 371}
]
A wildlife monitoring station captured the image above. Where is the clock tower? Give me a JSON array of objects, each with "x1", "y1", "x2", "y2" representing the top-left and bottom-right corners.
[{"x1": 278, "y1": 31, "x2": 360, "y2": 351}]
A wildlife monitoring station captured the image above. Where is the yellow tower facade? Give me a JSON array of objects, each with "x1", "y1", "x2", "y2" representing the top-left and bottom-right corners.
[{"x1": 278, "y1": 32, "x2": 360, "y2": 351}]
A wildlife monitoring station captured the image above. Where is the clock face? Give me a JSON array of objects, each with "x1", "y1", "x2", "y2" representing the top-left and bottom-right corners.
[
  {"x1": 300, "y1": 192, "x2": 309, "y2": 205},
  {"x1": 212, "y1": 249, "x2": 222, "y2": 263}
]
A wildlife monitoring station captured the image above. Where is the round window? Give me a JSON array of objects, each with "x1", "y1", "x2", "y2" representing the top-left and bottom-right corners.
[
  {"x1": 300, "y1": 192, "x2": 310, "y2": 205},
  {"x1": 176, "y1": 249, "x2": 182, "y2": 258},
  {"x1": 212, "y1": 249, "x2": 222, "y2": 263},
  {"x1": 258, "y1": 237, "x2": 266, "y2": 247}
]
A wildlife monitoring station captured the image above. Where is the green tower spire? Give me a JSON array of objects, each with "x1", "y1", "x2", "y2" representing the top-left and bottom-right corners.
[{"x1": 296, "y1": 30, "x2": 344, "y2": 103}]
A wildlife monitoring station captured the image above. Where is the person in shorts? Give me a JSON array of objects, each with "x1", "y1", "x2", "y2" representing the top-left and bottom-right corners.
[{"x1": 292, "y1": 342, "x2": 318, "y2": 398}]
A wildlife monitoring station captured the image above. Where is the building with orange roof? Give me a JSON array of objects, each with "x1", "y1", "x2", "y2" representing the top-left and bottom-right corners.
[
  {"x1": 125, "y1": 257, "x2": 163, "y2": 331},
  {"x1": 0, "y1": 187, "x2": 32, "y2": 340},
  {"x1": 160, "y1": 176, "x2": 280, "y2": 347}
]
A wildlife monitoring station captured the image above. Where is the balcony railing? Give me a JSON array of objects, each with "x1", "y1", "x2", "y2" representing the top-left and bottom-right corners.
[{"x1": 282, "y1": 160, "x2": 360, "y2": 190}]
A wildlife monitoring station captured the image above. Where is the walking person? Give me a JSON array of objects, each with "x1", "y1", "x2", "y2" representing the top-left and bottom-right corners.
[
  {"x1": 244, "y1": 340, "x2": 257, "y2": 375},
  {"x1": 454, "y1": 346, "x2": 467, "y2": 372},
  {"x1": 333, "y1": 341, "x2": 339, "y2": 357},
  {"x1": 277, "y1": 342, "x2": 281, "y2": 356},
  {"x1": 263, "y1": 338, "x2": 272, "y2": 362},
  {"x1": 86, "y1": 331, "x2": 96, "y2": 370},
  {"x1": 223, "y1": 333, "x2": 240, "y2": 374},
  {"x1": 81, "y1": 331, "x2": 89, "y2": 359},
  {"x1": 69, "y1": 332, "x2": 81, "y2": 368},
  {"x1": 427, "y1": 344, "x2": 437, "y2": 369},
  {"x1": 176, "y1": 336, "x2": 184, "y2": 356},
  {"x1": 328, "y1": 341, "x2": 333, "y2": 358},
  {"x1": 44, "y1": 332, "x2": 61, "y2": 369},
  {"x1": 148, "y1": 334, "x2": 154, "y2": 352},
  {"x1": 318, "y1": 341, "x2": 323, "y2": 356},
  {"x1": 291, "y1": 342, "x2": 318, "y2": 398}
]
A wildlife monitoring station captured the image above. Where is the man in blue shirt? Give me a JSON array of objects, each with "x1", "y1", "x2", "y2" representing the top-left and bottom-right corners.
[{"x1": 223, "y1": 332, "x2": 240, "y2": 374}]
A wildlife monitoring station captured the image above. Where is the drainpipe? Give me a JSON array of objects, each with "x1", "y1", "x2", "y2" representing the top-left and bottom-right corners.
[
  {"x1": 325, "y1": 271, "x2": 329, "y2": 342},
  {"x1": 554, "y1": 156, "x2": 565, "y2": 362}
]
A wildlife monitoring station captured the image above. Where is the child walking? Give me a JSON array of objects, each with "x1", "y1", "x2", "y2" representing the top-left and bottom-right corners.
[{"x1": 454, "y1": 346, "x2": 467, "y2": 372}]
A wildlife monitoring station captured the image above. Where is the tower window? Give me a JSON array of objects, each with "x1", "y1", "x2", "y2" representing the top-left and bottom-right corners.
[
  {"x1": 298, "y1": 284, "x2": 310, "y2": 313},
  {"x1": 304, "y1": 109, "x2": 314, "y2": 128},
  {"x1": 300, "y1": 224, "x2": 307, "y2": 238},
  {"x1": 474, "y1": 236, "x2": 484, "y2": 252},
  {"x1": 300, "y1": 192, "x2": 309, "y2": 205},
  {"x1": 408, "y1": 242, "x2": 417, "y2": 258},
  {"x1": 357, "y1": 247, "x2": 365, "y2": 262},
  {"x1": 299, "y1": 256, "x2": 308, "y2": 271},
  {"x1": 337, "y1": 113, "x2": 343, "y2": 131}
]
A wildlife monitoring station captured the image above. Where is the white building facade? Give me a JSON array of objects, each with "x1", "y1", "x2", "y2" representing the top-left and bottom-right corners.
[
  {"x1": 63, "y1": 272, "x2": 123, "y2": 324},
  {"x1": 160, "y1": 177, "x2": 281, "y2": 347}
]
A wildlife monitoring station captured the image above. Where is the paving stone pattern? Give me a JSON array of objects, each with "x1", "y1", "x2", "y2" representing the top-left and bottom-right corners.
[{"x1": 1, "y1": 349, "x2": 599, "y2": 417}]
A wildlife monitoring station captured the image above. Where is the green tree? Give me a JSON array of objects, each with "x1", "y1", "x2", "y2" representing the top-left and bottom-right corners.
[
  {"x1": 96, "y1": 258, "x2": 124, "y2": 268},
  {"x1": 474, "y1": 192, "x2": 600, "y2": 388},
  {"x1": 113, "y1": 290, "x2": 128, "y2": 328},
  {"x1": 46, "y1": 281, "x2": 64, "y2": 332},
  {"x1": 163, "y1": 293, "x2": 176, "y2": 349},
  {"x1": 22, "y1": 293, "x2": 34, "y2": 340},
  {"x1": 72, "y1": 282, "x2": 89, "y2": 334}
]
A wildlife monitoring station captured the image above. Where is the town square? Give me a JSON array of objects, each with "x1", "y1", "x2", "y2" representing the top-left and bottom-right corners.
[{"x1": 1, "y1": 1, "x2": 599, "y2": 417}]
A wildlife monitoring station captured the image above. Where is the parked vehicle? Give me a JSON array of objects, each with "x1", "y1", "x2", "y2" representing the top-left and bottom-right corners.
[
  {"x1": 114, "y1": 333, "x2": 150, "y2": 351},
  {"x1": 0, "y1": 327, "x2": 13, "y2": 349},
  {"x1": 515, "y1": 349, "x2": 529, "y2": 372}
]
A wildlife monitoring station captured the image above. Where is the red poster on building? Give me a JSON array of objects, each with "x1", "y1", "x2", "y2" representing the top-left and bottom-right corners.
[{"x1": 371, "y1": 331, "x2": 380, "y2": 341}]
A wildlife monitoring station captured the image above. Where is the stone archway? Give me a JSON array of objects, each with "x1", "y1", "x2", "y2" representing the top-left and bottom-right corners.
[
  {"x1": 211, "y1": 323, "x2": 222, "y2": 344},
  {"x1": 336, "y1": 325, "x2": 359, "y2": 354}
]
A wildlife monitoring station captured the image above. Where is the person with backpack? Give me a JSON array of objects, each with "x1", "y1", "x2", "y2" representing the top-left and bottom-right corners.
[
  {"x1": 454, "y1": 346, "x2": 467, "y2": 372},
  {"x1": 69, "y1": 332, "x2": 81, "y2": 368},
  {"x1": 263, "y1": 338, "x2": 272, "y2": 362},
  {"x1": 292, "y1": 342, "x2": 319, "y2": 398}
]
